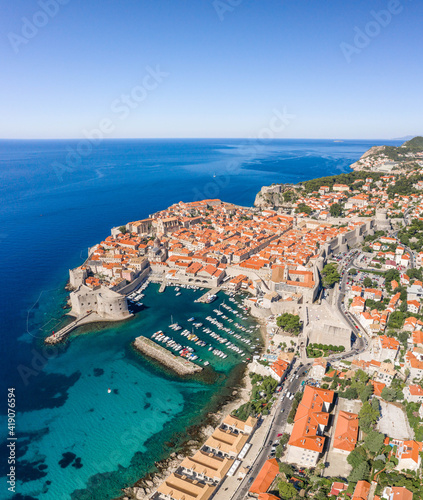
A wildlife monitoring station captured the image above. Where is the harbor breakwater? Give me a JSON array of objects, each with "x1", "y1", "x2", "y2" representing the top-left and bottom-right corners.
[{"x1": 133, "y1": 336, "x2": 203, "y2": 376}]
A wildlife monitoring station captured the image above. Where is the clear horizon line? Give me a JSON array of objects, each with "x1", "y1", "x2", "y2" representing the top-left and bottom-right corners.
[{"x1": 0, "y1": 136, "x2": 413, "y2": 141}]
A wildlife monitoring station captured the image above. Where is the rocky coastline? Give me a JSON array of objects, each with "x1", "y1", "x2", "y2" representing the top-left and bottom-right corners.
[{"x1": 116, "y1": 363, "x2": 253, "y2": 500}]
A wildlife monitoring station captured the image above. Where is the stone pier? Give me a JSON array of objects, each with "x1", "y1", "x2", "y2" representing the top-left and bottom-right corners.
[
  {"x1": 133, "y1": 336, "x2": 202, "y2": 376},
  {"x1": 44, "y1": 313, "x2": 92, "y2": 344},
  {"x1": 196, "y1": 287, "x2": 220, "y2": 303}
]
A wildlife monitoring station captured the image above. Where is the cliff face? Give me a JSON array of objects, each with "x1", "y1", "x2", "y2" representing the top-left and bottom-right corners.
[
  {"x1": 349, "y1": 145, "x2": 386, "y2": 171},
  {"x1": 254, "y1": 185, "x2": 280, "y2": 207},
  {"x1": 254, "y1": 184, "x2": 298, "y2": 208},
  {"x1": 360, "y1": 145, "x2": 386, "y2": 159}
]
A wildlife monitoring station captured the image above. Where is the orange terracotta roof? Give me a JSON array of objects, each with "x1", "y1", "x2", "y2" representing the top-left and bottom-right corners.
[
  {"x1": 249, "y1": 459, "x2": 279, "y2": 495},
  {"x1": 333, "y1": 411, "x2": 359, "y2": 452},
  {"x1": 270, "y1": 358, "x2": 289, "y2": 378},
  {"x1": 412, "y1": 331, "x2": 423, "y2": 344},
  {"x1": 352, "y1": 480, "x2": 371, "y2": 500},
  {"x1": 288, "y1": 386, "x2": 334, "y2": 453},
  {"x1": 388, "y1": 487, "x2": 413, "y2": 500},
  {"x1": 408, "y1": 385, "x2": 423, "y2": 396},
  {"x1": 379, "y1": 335, "x2": 400, "y2": 350},
  {"x1": 397, "y1": 440, "x2": 422, "y2": 464},
  {"x1": 371, "y1": 380, "x2": 386, "y2": 397}
]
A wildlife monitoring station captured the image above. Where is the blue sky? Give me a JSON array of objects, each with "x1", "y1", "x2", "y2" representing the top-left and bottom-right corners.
[{"x1": 1, "y1": 0, "x2": 422, "y2": 139}]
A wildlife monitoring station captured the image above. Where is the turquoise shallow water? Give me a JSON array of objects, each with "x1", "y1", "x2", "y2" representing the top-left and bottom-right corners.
[{"x1": 7, "y1": 284, "x2": 258, "y2": 500}]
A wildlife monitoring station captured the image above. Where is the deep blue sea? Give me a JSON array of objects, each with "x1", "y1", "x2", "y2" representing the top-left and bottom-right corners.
[{"x1": 0, "y1": 138, "x2": 401, "y2": 499}]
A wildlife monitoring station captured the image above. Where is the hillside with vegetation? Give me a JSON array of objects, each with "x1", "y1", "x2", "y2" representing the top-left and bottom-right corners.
[{"x1": 358, "y1": 135, "x2": 423, "y2": 164}]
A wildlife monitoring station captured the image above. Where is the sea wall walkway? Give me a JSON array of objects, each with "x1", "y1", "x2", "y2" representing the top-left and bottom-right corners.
[
  {"x1": 133, "y1": 336, "x2": 202, "y2": 376},
  {"x1": 44, "y1": 313, "x2": 92, "y2": 344},
  {"x1": 44, "y1": 310, "x2": 133, "y2": 344}
]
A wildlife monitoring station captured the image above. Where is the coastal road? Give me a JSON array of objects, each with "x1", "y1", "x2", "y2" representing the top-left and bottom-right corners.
[
  {"x1": 337, "y1": 250, "x2": 368, "y2": 350},
  {"x1": 231, "y1": 363, "x2": 310, "y2": 500}
]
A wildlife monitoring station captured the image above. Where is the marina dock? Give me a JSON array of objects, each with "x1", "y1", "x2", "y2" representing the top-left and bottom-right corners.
[
  {"x1": 133, "y1": 336, "x2": 203, "y2": 376},
  {"x1": 196, "y1": 287, "x2": 220, "y2": 303}
]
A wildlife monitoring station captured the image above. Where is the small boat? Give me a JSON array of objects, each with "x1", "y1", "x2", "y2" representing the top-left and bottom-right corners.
[
  {"x1": 206, "y1": 294, "x2": 217, "y2": 304},
  {"x1": 107, "y1": 388, "x2": 111, "y2": 394}
]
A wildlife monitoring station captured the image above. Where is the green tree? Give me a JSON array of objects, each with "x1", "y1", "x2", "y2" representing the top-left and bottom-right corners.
[
  {"x1": 119, "y1": 225, "x2": 127, "y2": 234},
  {"x1": 347, "y1": 446, "x2": 367, "y2": 468},
  {"x1": 371, "y1": 397, "x2": 380, "y2": 412},
  {"x1": 359, "y1": 384, "x2": 374, "y2": 402},
  {"x1": 276, "y1": 313, "x2": 302, "y2": 334},
  {"x1": 359, "y1": 401, "x2": 380, "y2": 433},
  {"x1": 295, "y1": 203, "x2": 312, "y2": 215},
  {"x1": 366, "y1": 298, "x2": 386, "y2": 311},
  {"x1": 278, "y1": 481, "x2": 298, "y2": 499},
  {"x1": 330, "y1": 203, "x2": 343, "y2": 217},
  {"x1": 407, "y1": 268, "x2": 422, "y2": 280},
  {"x1": 321, "y1": 263, "x2": 340, "y2": 288},
  {"x1": 275, "y1": 436, "x2": 289, "y2": 458},
  {"x1": 381, "y1": 386, "x2": 399, "y2": 402},
  {"x1": 363, "y1": 277, "x2": 373, "y2": 288},
  {"x1": 283, "y1": 191, "x2": 295, "y2": 202},
  {"x1": 387, "y1": 311, "x2": 405, "y2": 330},
  {"x1": 341, "y1": 387, "x2": 358, "y2": 400},
  {"x1": 398, "y1": 331, "x2": 409, "y2": 346},
  {"x1": 373, "y1": 459, "x2": 386, "y2": 471},
  {"x1": 279, "y1": 463, "x2": 294, "y2": 476},
  {"x1": 348, "y1": 461, "x2": 370, "y2": 483},
  {"x1": 385, "y1": 269, "x2": 400, "y2": 288},
  {"x1": 364, "y1": 431, "x2": 385, "y2": 454}
]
